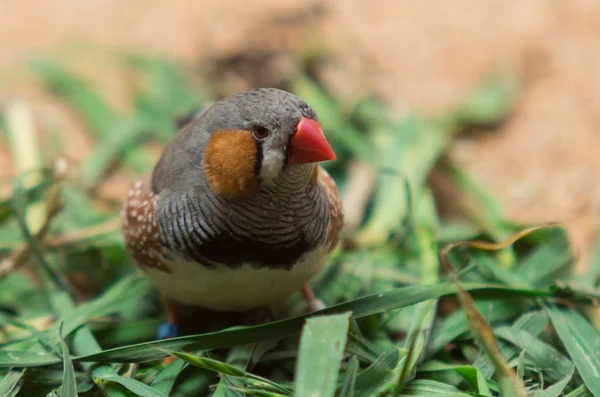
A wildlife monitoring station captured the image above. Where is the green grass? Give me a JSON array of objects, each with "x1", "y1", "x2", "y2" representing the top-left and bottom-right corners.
[{"x1": 0, "y1": 52, "x2": 599, "y2": 397}]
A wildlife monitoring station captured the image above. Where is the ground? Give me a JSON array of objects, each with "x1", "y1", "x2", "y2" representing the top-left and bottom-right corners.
[{"x1": 1, "y1": 0, "x2": 599, "y2": 270}]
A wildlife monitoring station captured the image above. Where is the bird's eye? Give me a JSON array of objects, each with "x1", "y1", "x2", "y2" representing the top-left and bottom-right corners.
[{"x1": 252, "y1": 125, "x2": 269, "y2": 140}]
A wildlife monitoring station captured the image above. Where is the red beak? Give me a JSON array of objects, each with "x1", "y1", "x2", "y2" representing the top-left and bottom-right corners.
[{"x1": 288, "y1": 117, "x2": 336, "y2": 165}]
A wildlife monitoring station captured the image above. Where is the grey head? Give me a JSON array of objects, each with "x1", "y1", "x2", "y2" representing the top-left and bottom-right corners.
[{"x1": 151, "y1": 88, "x2": 324, "y2": 194}]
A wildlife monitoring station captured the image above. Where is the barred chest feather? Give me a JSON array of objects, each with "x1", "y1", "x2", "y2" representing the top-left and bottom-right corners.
[
  {"x1": 156, "y1": 166, "x2": 331, "y2": 270},
  {"x1": 122, "y1": 166, "x2": 342, "y2": 312}
]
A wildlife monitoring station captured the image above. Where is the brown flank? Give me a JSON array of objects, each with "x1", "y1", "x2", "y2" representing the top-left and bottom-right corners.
[{"x1": 121, "y1": 177, "x2": 172, "y2": 274}]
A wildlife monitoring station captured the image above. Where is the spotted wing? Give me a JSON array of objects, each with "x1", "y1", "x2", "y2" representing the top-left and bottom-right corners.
[{"x1": 121, "y1": 177, "x2": 171, "y2": 274}]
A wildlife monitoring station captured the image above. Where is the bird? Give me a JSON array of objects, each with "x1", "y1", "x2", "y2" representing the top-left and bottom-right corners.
[{"x1": 121, "y1": 88, "x2": 343, "y2": 339}]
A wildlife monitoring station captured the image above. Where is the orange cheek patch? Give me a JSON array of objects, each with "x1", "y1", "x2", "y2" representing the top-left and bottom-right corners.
[{"x1": 203, "y1": 130, "x2": 258, "y2": 199}]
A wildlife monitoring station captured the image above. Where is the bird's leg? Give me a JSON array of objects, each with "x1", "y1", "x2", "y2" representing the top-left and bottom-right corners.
[
  {"x1": 301, "y1": 284, "x2": 326, "y2": 312},
  {"x1": 157, "y1": 297, "x2": 180, "y2": 339},
  {"x1": 157, "y1": 297, "x2": 180, "y2": 365}
]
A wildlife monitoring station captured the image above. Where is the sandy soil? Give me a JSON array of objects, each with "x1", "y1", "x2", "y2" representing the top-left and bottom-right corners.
[{"x1": 1, "y1": 0, "x2": 599, "y2": 269}]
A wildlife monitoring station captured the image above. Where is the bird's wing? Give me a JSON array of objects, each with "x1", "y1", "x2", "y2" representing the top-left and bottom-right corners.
[{"x1": 122, "y1": 176, "x2": 172, "y2": 274}]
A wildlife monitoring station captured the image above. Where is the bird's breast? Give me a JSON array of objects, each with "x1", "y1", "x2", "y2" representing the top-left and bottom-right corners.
[{"x1": 157, "y1": 184, "x2": 330, "y2": 270}]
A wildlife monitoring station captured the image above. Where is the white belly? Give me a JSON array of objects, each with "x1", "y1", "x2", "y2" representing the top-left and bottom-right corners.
[{"x1": 142, "y1": 245, "x2": 331, "y2": 311}]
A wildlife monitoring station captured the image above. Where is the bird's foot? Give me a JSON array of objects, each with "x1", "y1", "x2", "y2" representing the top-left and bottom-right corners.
[
  {"x1": 301, "y1": 284, "x2": 326, "y2": 313},
  {"x1": 157, "y1": 322, "x2": 180, "y2": 340},
  {"x1": 158, "y1": 297, "x2": 180, "y2": 365},
  {"x1": 157, "y1": 322, "x2": 179, "y2": 365},
  {"x1": 306, "y1": 298, "x2": 326, "y2": 313}
]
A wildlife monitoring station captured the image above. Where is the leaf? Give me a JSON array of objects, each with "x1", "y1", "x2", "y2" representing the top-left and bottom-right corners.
[
  {"x1": 474, "y1": 310, "x2": 550, "y2": 379},
  {"x1": 532, "y1": 375, "x2": 572, "y2": 397},
  {"x1": 577, "y1": 234, "x2": 600, "y2": 289},
  {"x1": 0, "y1": 282, "x2": 581, "y2": 368},
  {"x1": 395, "y1": 300, "x2": 437, "y2": 393},
  {"x1": 213, "y1": 342, "x2": 277, "y2": 395},
  {"x1": 0, "y1": 351, "x2": 60, "y2": 367},
  {"x1": 100, "y1": 382, "x2": 140, "y2": 397},
  {"x1": 440, "y1": 232, "x2": 533, "y2": 397},
  {"x1": 338, "y1": 356, "x2": 359, "y2": 397},
  {"x1": 427, "y1": 300, "x2": 522, "y2": 357},
  {"x1": 29, "y1": 59, "x2": 151, "y2": 174},
  {"x1": 0, "y1": 178, "x2": 53, "y2": 225},
  {"x1": 75, "y1": 282, "x2": 567, "y2": 365},
  {"x1": 494, "y1": 325, "x2": 575, "y2": 382},
  {"x1": 547, "y1": 305, "x2": 600, "y2": 396},
  {"x1": 354, "y1": 348, "x2": 404, "y2": 396},
  {"x1": 516, "y1": 349, "x2": 525, "y2": 381},
  {"x1": 418, "y1": 362, "x2": 491, "y2": 396},
  {"x1": 93, "y1": 366, "x2": 168, "y2": 397},
  {"x1": 167, "y1": 351, "x2": 291, "y2": 395},
  {"x1": 563, "y1": 385, "x2": 594, "y2": 397},
  {"x1": 400, "y1": 379, "x2": 473, "y2": 396},
  {"x1": 58, "y1": 275, "x2": 149, "y2": 339},
  {"x1": 28, "y1": 60, "x2": 117, "y2": 137},
  {"x1": 58, "y1": 323, "x2": 78, "y2": 397},
  {"x1": 402, "y1": 379, "x2": 464, "y2": 394},
  {"x1": 170, "y1": 366, "x2": 215, "y2": 397},
  {"x1": 294, "y1": 312, "x2": 351, "y2": 397},
  {"x1": 150, "y1": 359, "x2": 186, "y2": 396},
  {"x1": 0, "y1": 369, "x2": 25, "y2": 397},
  {"x1": 517, "y1": 239, "x2": 572, "y2": 287},
  {"x1": 452, "y1": 75, "x2": 519, "y2": 127},
  {"x1": 0, "y1": 311, "x2": 59, "y2": 355},
  {"x1": 357, "y1": 115, "x2": 453, "y2": 246},
  {"x1": 80, "y1": 116, "x2": 150, "y2": 185},
  {"x1": 345, "y1": 333, "x2": 379, "y2": 363},
  {"x1": 19, "y1": 368, "x2": 93, "y2": 392}
]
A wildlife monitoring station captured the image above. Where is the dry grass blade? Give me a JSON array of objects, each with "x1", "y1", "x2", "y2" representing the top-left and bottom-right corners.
[
  {"x1": 46, "y1": 218, "x2": 121, "y2": 247},
  {"x1": 440, "y1": 223, "x2": 562, "y2": 258},
  {"x1": 439, "y1": 224, "x2": 563, "y2": 397}
]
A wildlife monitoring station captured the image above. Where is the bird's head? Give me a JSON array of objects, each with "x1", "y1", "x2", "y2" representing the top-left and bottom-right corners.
[{"x1": 198, "y1": 88, "x2": 336, "y2": 198}]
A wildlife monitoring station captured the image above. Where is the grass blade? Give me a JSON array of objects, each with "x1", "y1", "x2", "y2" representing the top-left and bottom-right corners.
[
  {"x1": 439, "y1": 228, "x2": 545, "y2": 396},
  {"x1": 473, "y1": 310, "x2": 550, "y2": 379},
  {"x1": 427, "y1": 300, "x2": 522, "y2": 357},
  {"x1": 92, "y1": 366, "x2": 168, "y2": 397},
  {"x1": 338, "y1": 356, "x2": 359, "y2": 397},
  {"x1": 564, "y1": 385, "x2": 594, "y2": 397},
  {"x1": 418, "y1": 362, "x2": 491, "y2": 396},
  {"x1": 0, "y1": 369, "x2": 25, "y2": 397},
  {"x1": 401, "y1": 379, "x2": 472, "y2": 396},
  {"x1": 494, "y1": 326, "x2": 574, "y2": 382},
  {"x1": 0, "y1": 351, "x2": 60, "y2": 367},
  {"x1": 294, "y1": 312, "x2": 351, "y2": 397},
  {"x1": 547, "y1": 305, "x2": 600, "y2": 396},
  {"x1": 167, "y1": 350, "x2": 291, "y2": 395},
  {"x1": 0, "y1": 282, "x2": 582, "y2": 368},
  {"x1": 532, "y1": 375, "x2": 572, "y2": 397},
  {"x1": 354, "y1": 348, "x2": 404, "y2": 396},
  {"x1": 58, "y1": 323, "x2": 78, "y2": 397},
  {"x1": 72, "y1": 283, "x2": 568, "y2": 365},
  {"x1": 150, "y1": 359, "x2": 186, "y2": 396}
]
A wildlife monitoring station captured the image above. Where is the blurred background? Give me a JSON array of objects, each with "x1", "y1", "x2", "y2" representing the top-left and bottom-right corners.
[{"x1": 1, "y1": 0, "x2": 599, "y2": 274}]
